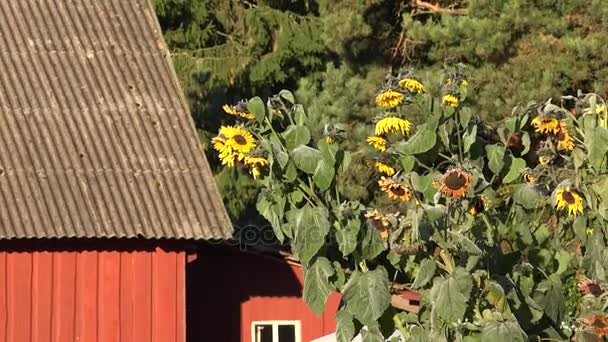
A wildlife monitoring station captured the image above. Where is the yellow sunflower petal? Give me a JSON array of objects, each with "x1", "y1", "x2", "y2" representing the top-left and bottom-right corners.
[
  {"x1": 374, "y1": 117, "x2": 411, "y2": 136},
  {"x1": 442, "y1": 94, "x2": 459, "y2": 108},
  {"x1": 555, "y1": 187, "x2": 584, "y2": 217},
  {"x1": 375, "y1": 90, "x2": 404, "y2": 108},
  {"x1": 399, "y1": 78, "x2": 424, "y2": 94}
]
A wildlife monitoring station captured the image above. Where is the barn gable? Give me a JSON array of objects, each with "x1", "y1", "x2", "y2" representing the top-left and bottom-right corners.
[{"x1": 0, "y1": 0, "x2": 231, "y2": 239}]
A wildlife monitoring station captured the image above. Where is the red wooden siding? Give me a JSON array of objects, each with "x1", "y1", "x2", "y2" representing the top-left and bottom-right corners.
[
  {"x1": 240, "y1": 262, "x2": 341, "y2": 342},
  {"x1": 188, "y1": 244, "x2": 340, "y2": 342},
  {"x1": 0, "y1": 241, "x2": 185, "y2": 342}
]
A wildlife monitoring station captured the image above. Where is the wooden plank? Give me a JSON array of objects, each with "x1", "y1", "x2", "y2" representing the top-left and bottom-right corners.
[
  {"x1": 151, "y1": 247, "x2": 178, "y2": 342},
  {"x1": 31, "y1": 251, "x2": 53, "y2": 342},
  {"x1": 132, "y1": 250, "x2": 152, "y2": 342},
  {"x1": 75, "y1": 250, "x2": 99, "y2": 342},
  {"x1": 176, "y1": 251, "x2": 185, "y2": 342},
  {"x1": 119, "y1": 252, "x2": 135, "y2": 342},
  {"x1": 51, "y1": 252, "x2": 77, "y2": 342},
  {"x1": 98, "y1": 251, "x2": 120, "y2": 342},
  {"x1": 6, "y1": 252, "x2": 32, "y2": 342}
]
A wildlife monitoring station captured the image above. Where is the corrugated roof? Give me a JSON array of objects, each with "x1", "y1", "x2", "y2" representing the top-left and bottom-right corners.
[{"x1": 0, "y1": 0, "x2": 232, "y2": 240}]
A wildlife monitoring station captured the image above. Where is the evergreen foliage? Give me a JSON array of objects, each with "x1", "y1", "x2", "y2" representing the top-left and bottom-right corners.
[{"x1": 156, "y1": 0, "x2": 608, "y2": 222}]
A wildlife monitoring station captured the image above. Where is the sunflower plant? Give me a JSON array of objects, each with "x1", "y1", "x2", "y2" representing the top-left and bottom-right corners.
[{"x1": 211, "y1": 67, "x2": 608, "y2": 341}]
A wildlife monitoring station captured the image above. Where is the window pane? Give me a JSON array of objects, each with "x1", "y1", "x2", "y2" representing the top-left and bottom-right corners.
[
  {"x1": 253, "y1": 324, "x2": 273, "y2": 342},
  {"x1": 278, "y1": 324, "x2": 296, "y2": 342}
]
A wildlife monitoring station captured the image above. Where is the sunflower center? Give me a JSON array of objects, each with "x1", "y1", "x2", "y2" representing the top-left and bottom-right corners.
[
  {"x1": 234, "y1": 135, "x2": 247, "y2": 145},
  {"x1": 444, "y1": 173, "x2": 467, "y2": 190},
  {"x1": 589, "y1": 283, "x2": 604, "y2": 297},
  {"x1": 593, "y1": 317, "x2": 607, "y2": 329},
  {"x1": 557, "y1": 130, "x2": 566, "y2": 141},
  {"x1": 390, "y1": 186, "x2": 406, "y2": 196},
  {"x1": 562, "y1": 190, "x2": 576, "y2": 204}
]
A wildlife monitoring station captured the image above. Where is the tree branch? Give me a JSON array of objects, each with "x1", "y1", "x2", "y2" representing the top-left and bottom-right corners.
[{"x1": 411, "y1": 0, "x2": 467, "y2": 15}]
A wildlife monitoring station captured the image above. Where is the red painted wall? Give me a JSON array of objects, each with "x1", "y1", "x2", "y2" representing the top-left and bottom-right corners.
[
  {"x1": 188, "y1": 244, "x2": 340, "y2": 342},
  {"x1": 0, "y1": 240, "x2": 186, "y2": 342}
]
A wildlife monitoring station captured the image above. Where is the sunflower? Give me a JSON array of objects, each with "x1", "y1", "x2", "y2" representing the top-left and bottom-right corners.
[
  {"x1": 442, "y1": 94, "x2": 460, "y2": 108},
  {"x1": 555, "y1": 121, "x2": 575, "y2": 151},
  {"x1": 220, "y1": 125, "x2": 256, "y2": 154},
  {"x1": 581, "y1": 313, "x2": 608, "y2": 338},
  {"x1": 325, "y1": 136, "x2": 335, "y2": 144},
  {"x1": 521, "y1": 168, "x2": 536, "y2": 184},
  {"x1": 212, "y1": 135, "x2": 240, "y2": 167},
  {"x1": 372, "y1": 161, "x2": 396, "y2": 176},
  {"x1": 244, "y1": 155, "x2": 268, "y2": 179},
  {"x1": 399, "y1": 78, "x2": 424, "y2": 94},
  {"x1": 378, "y1": 176, "x2": 412, "y2": 201},
  {"x1": 367, "y1": 136, "x2": 387, "y2": 152},
  {"x1": 577, "y1": 276, "x2": 604, "y2": 297},
  {"x1": 222, "y1": 103, "x2": 255, "y2": 120},
  {"x1": 531, "y1": 114, "x2": 560, "y2": 135},
  {"x1": 375, "y1": 89, "x2": 404, "y2": 108},
  {"x1": 439, "y1": 167, "x2": 472, "y2": 197},
  {"x1": 365, "y1": 209, "x2": 390, "y2": 239},
  {"x1": 554, "y1": 186, "x2": 584, "y2": 217},
  {"x1": 375, "y1": 117, "x2": 411, "y2": 136}
]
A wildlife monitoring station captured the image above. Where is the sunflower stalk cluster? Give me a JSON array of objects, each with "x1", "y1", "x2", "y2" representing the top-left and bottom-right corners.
[{"x1": 211, "y1": 68, "x2": 608, "y2": 341}]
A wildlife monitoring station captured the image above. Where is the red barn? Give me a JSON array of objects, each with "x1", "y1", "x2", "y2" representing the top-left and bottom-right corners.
[
  {"x1": 0, "y1": 1, "x2": 232, "y2": 341},
  {"x1": 187, "y1": 243, "x2": 341, "y2": 342}
]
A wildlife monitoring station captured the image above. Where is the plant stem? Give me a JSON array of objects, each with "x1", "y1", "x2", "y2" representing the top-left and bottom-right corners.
[{"x1": 455, "y1": 110, "x2": 465, "y2": 163}]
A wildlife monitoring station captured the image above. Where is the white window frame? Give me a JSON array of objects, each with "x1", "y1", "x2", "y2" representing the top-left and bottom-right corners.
[{"x1": 251, "y1": 320, "x2": 302, "y2": 342}]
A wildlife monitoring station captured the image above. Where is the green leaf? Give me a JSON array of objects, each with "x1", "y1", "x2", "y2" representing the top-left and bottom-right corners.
[
  {"x1": 319, "y1": 139, "x2": 338, "y2": 166},
  {"x1": 398, "y1": 126, "x2": 437, "y2": 155},
  {"x1": 343, "y1": 267, "x2": 391, "y2": 325},
  {"x1": 430, "y1": 267, "x2": 473, "y2": 322},
  {"x1": 504, "y1": 117, "x2": 518, "y2": 133},
  {"x1": 361, "y1": 324, "x2": 385, "y2": 342},
  {"x1": 291, "y1": 145, "x2": 321, "y2": 174},
  {"x1": 533, "y1": 278, "x2": 565, "y2": 324},
  {"x1": 411, "y1": 171, "x2": 441, "y2": 202},
  {"x1": 485, "y1": 282, "x2": 510, "y2": 314},
  {"x1": 335, "y1": 308, "x2": 356, "y2": 342},
  {"x1": 313, "y1": 160, "x2": 335, "y2": 191},
  {"x1": 412, "y1": 259, "x2": 436, "y2": 289},
  {"x1": 336, "y1": 219, "x2": 361, "y2": 257},
  {"x1": 463, "y1": 124, "x2": 477, "y2": 153},
  {"x1": 554, "y1": 249, "x2": 572, "y2": 276},
  {"x1": 521, "y1": 132, "x2": 531, "y2": 155},
  {"x1": 256, "y1": 191, "x2": 286, "y2": 242},
  {"x1": 572, "y1": 147, "x2": 586, "y2": 169},
  {"x1": 293, "y1": 104, "x2": 307, "y2": 125},
  {"x1": 399, "y1": 155, "x2": 416, "y2": 172},
  {"x1": 512, "y1": 184, "x2": 543, "y2": 209},
  {"x1": 337, "y1": 151, "x2": 352, "y2": 175},
  {"x1": 278, "y1": 89, "x2": 295, "y2": 105},
  {"x1": 282, "y1": 125, "x2": 311, "y2": 151},
  {"x1": 360, "y1": 223, "x2": 386, "y2": 260},
  {"x1": 247, "y1": 96, "x2": 266, "y2": 123},
  {"x1": 293, "y1": 205, "x2": 330, "y2": 266},
  {"x1": 303, "y1": 257, "x2": 335, "y2": 315},
  {"x1": 460, "y1": 108, "x2": 473, "y2": 127},
  {"x1": 486, "y1": 145, "x2": 506, "y2": 175},
  {"x1": 587, "y1": 127, "x2": 608, "y2": 170},
  {"x1": 333, "y1": 261, "x2": 346, "y2": 290},
  {"x1": 284, "y1": 160, "x2": 298, "y2": 181},
  {"x1": 503, "y1": 157, "x2": 526, "y2": 183},
  {"x1": 481, "y1": 319, "x2": 527, "y2": 342}
]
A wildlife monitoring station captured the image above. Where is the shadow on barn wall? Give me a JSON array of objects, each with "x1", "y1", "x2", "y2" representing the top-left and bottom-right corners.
[{"x1": 186, "y1": 242, "x2": 304, "y2": 342}]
